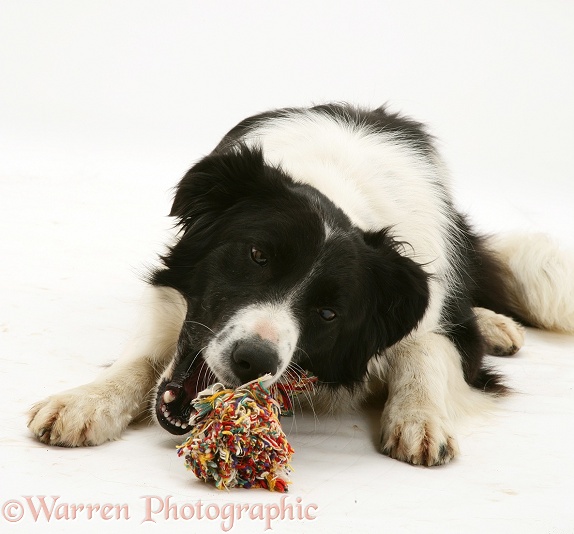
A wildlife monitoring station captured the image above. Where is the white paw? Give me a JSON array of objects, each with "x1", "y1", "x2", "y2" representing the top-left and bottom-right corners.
[
  {"x1": 380, "y1": 408, "x2": 459, "y2": 466},
  {"x1": 28, "y1": 384, "x2": 133, "y2": 447},
  {"x1": 475, "y1": 307, "x2": 525, "y2": 356}
]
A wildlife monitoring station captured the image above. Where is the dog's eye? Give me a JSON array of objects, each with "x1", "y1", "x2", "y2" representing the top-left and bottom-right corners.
[
  {"x1": 318, "y1": 308, "x2": 336, "y2": 321},
  {"x1": 250, "y1": 246, "x2": 268, "y2": 266}
]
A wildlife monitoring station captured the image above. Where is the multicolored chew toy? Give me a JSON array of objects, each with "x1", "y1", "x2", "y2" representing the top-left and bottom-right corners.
[{"x1": 177, "y1": 372, "x2": 316, "y2": 492}]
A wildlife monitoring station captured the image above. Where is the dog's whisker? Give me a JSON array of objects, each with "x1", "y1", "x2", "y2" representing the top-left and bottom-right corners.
[
  {"x1": 280, "y1": 363, "x2": 319, "y2": 431},
  {"x1": 183, "y1": 346, "x2": 208, "y2": 375},
  {"x1": 191, "y1": 346, "x2": 210, "y2": 391},
  {"x1": 294, "y1": 346, "x2": 311, "y2": 361},
  {"x1": 281, "y1": 368, "x2": 300, "y2": 433},
  {"x1": 184, "y1": 320, "x2": 216, "y2": 335},
  {"x1": 199, "y1": 361, "x2": 212, "y2": 392}
]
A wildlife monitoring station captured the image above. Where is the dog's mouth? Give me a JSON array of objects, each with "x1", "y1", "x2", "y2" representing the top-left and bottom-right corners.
[{"x1": 155, "y1": 356, "x2": 216, "y2": 435}]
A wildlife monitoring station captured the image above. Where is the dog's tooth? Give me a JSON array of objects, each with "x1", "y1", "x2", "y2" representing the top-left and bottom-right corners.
[
  {"x1": 164, "y1": 411, "x2": 170, "y2": 418},
  {"x1": 163, "y1": 389, "x2": 177, "y2": 403},
  {"x1": 181, "y1": 423, "x2": 188, "y2": 429},
  {"x1": 175, "y1": 420, "x2": 182, "y2": 427}
]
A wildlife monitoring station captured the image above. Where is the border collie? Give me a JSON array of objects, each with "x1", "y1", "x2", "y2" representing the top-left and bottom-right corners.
[{"x1": 28, "y1": 104, "x2": 574, "y2": 466}]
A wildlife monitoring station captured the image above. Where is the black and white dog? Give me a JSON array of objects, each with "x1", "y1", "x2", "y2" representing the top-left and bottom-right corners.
[{"x1": 29, "y1": 104, "x2": 574, "y2": 466}]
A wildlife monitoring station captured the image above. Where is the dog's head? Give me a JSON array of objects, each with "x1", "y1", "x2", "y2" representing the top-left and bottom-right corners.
[{"x1": 153, "y1": 145, "x2": 429, "y2": 434}]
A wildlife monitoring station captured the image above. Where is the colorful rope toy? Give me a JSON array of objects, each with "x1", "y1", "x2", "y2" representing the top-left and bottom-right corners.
[{"x1": 177, "y1": 372, "x2": 316, "y2": 492}]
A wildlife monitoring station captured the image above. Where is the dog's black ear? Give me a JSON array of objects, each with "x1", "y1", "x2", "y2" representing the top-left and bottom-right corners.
[
  {"x1": 363, "y1": 229, "x2": 430, "y2": 350},
  {"x1": 170, "y1": 145, "x2": 272, "y2": 236},
  {"x1": 152, "y1": 145, "x2": 287, "y2": 291}
]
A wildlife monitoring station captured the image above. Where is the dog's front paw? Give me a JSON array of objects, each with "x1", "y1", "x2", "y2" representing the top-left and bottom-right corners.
[
  {"x1": 28, "y1": 384, "x2": 132, "y2": 447},
  {"x1": 380, "y1": 409, "x2": 458, "y2": 466}
]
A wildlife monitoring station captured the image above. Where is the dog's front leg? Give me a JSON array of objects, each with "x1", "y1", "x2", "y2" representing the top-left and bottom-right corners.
[
  {"x1": 27, "y1": 286, "x2": 186, "y2": 447},
  {"x1": 379, "y1": 333, "x2": 468, "y2": 466}
]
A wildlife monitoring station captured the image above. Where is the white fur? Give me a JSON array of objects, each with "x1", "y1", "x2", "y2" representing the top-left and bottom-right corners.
[
  {"x1": 488, "y1": 233, "x2": 574, "y2": 333},
  {"x1": 28, "y1": 286, "x2": 185, "y2": 446},
  {"x1": 376, "y1": 331, "x2": 502, "y2": 465}
]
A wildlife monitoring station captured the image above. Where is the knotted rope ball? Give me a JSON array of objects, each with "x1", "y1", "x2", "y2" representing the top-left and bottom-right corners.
[{"x1": 177, "y1": 373, "x2": 316, "y2": 492}]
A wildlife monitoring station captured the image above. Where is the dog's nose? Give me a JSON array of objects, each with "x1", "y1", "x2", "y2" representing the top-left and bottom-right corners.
[{"x1": 231, "y1": 339, "x2": 279, "y2": 384}]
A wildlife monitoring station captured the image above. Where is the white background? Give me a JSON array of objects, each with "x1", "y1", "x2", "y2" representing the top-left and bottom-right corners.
[{"x1": 1, "y1": 2, "x2": 573, "y2": 533}]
